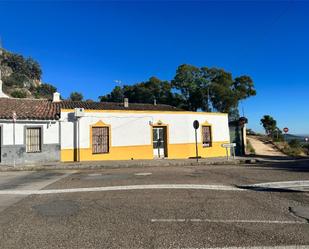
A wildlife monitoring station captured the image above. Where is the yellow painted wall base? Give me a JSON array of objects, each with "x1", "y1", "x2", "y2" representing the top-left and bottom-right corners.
[{"x1": 61, "y1": 141, "x2": 229, "y2": 162}]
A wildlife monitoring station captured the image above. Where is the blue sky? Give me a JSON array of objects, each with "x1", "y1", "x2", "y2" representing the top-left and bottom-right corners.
[{"x1": 0, "y1": 1, "x2": 308, "y2": 134}]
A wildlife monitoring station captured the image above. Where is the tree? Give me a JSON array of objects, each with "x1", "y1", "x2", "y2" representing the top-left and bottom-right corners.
[
  {"x1": 69, "y1": 92, "x2": 83, "y2": 101},
  {"x1": 172, "y1": 64, "x2": 206, "y2": 111},
  {"x1": 98, "y1": 64, "x2": 256, "y2": 116},
  {"x1": 260, "y1": 115, "x2": 277, "y2": 135},
  {"x1": 99, "y1": 77, "x2": 185, "y2": 107},
  {"x1": 11, "y1": 89, "x2": 27, "y2": 98},
  {"x1": 33, "y1": 83, "x2": 57, "y2": 99},
  {"x1": 2, "y1": 51, "x2": 42, "y2": 80}
]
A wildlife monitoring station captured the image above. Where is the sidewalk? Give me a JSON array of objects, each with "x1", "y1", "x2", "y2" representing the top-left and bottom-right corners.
[{"x1": 0, "y1": 157, "x2": 242, "y2": 172}]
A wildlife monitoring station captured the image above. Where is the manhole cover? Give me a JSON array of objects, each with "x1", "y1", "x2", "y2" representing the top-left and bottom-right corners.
[
  {"x1": 289, "y1": 206, "x2": 309, "y2": 221},
  {"x1": 33, "y1": 200, "x2": 79, "y2": 217}
]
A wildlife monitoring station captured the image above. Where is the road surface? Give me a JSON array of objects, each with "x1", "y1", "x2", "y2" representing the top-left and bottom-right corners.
[{"x1": 0, "y1": 162, "x2": 308, "y2": 249}]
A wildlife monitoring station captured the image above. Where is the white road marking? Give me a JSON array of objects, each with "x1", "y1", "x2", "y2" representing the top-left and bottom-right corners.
[
  {"x1": 134, "y1": 173, "x2": 152, "y2": 176},
  {"x1": 203, "y1": 246, "x2": 309, "y2": 249},
  {"x1": 150, "y1": 218, "x2": 307, "y2": 224},
  {"x1": 0, "y1": 184, "x2": 244, "y2": 195}
]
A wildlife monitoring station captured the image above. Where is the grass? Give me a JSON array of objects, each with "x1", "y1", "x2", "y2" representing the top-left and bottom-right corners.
[{"x1": 246, "y1": 139, "x2": 256, "y2": 155}]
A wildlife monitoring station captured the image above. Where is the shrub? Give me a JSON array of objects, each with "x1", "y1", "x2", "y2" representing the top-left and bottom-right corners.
[
  {"x1": 288, "y1": 139, "x2": 301, "y2": 148},
  {"x1": 11, "y1": 90, "x2": 27, "y2": 98},
  {"x1": 3, "y1": 73, "x2": 28, "y2": 88},
  {"x1": 34, "y1": 84, "x2": 57, "y2": 99}
]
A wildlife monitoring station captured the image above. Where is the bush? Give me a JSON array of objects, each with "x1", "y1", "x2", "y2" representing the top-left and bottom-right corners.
[
  {"x1": 33, "y1": 84, "x2": 57, "y2": 99},
  {"x1": 3, "y1": 73, "x2": 28, "y2": 88},
  {"x1": 69, "y1": 92, "x2": 83, "y2": 101},
  {"x1": 11, "y1": 90, "x2": 27, "y2": 98},
  {"x1": 288, "y1": 139, "x2": 301, "y2": 148}
]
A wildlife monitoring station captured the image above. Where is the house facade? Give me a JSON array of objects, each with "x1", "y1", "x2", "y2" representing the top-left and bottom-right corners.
[
  {"x1": 60, "y1": 107, "x2": 230, "y2": 162},
  {"x1": 0, "y1": 93, "x2": 230, "y2": 166}
]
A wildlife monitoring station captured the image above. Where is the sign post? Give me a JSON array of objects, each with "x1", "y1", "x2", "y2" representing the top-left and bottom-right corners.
[
  {"x1": 12, "y1": 112, "x2": 17, "y2": 167},
  {"x1": 221, "y1": 143, "x2": 237, "y2": 160},
  {"x1": 283, "y1": 127, "x2": 289, "y2": 142},
  {"x1": 193, "y1": 120, "x2": 199, "y2": 163}
]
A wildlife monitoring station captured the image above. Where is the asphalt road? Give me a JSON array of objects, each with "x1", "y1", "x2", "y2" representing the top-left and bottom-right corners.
[{"x1": 0, "y1": 161, "x2": 309, "y2": 249}]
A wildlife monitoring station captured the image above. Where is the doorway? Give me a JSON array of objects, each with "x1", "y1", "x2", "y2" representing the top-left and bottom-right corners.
[{"x1": 153, "y1": 126, "x2": 167, "y2": 158}]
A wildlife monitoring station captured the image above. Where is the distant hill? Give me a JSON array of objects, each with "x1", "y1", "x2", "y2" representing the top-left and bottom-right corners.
[
  {"x1": 285, "y1": 134, "x2": 308, "y2": 143},
  {"x1": 0, "y1": 48, "x2": 57, "y2": 99}
]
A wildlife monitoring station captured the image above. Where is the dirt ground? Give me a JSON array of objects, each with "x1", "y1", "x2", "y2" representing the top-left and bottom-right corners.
[{"x1": 247, "y1": 136, "x2": 287, "y2": 157}]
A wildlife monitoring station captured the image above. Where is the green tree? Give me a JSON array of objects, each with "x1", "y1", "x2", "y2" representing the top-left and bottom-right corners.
[
  {"x1": 260, "y1": 115, "x2": 277, "y2": 135},
  {"x1": 3, "y1": 73, "x2": 28, "y2": 88},
  {"x1": 172, "y1": 64, "x2": 205, "y2": 111},
  {"x1": 99, "y1": 77, "x2": 185, "y2": 107},
  {"x1": 172, "y1": 65, "x2": 256, "y2": 113},
  {"x1": 33, "y1": 83, "x2": 57, "y2": 99},
  {"x1": 98, "y1": 64, "x2": 256, "y2": 115},
  {"x1": 11, "y1": 89, "x2": 27, "y2": 98},
  {"x1": 2, "y1": 51, "x2": 42, "y2": 80},
  {"x1": 69, "y1": 92, "x2": 83, "y2": 101}
]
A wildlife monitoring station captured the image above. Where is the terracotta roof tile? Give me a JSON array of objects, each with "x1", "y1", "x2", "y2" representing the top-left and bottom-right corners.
[{"x1": 0, "y1": 98, "x2": 182, "y2": 120}]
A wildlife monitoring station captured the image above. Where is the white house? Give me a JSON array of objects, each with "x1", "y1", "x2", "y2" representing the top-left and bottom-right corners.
[{"x1": 0, "y1": 90, "x2": 230, "y2": 165}]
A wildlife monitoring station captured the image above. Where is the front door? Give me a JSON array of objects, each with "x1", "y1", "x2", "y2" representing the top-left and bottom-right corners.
[{"x1": 153, "y1": 126, "x2": 167, "y2": 158}]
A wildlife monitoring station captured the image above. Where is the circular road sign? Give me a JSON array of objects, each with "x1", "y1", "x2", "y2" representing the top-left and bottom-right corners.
[
  {"x1": 283, "y1": 127, "x2": 289, "y2": 133},
  {"x1": 193, "y1": 120, "x2": 199, "y2": 130}
]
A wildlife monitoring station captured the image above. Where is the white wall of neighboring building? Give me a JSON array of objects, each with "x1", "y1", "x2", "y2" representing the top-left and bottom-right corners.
[{"x1": 1, "y1": 121, "x2": 59, "y2": 145}]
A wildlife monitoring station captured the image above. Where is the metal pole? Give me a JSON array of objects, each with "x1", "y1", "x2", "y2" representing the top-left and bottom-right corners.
[
  {"x1": 232, "y1": 146, "x2": 235, "y2": 160},
  {"x1": 77, "y1": 118, "x2": 80, "y2": 162},
  {"x1": 157, "y1": 138, "x2": 160, "y2": 158},
  {"x1": 13, "y1": 121, "x2": 15, "y2": 167},
  {"x1": 195, "y1": 129, "x2": 199, "y2": 163}
]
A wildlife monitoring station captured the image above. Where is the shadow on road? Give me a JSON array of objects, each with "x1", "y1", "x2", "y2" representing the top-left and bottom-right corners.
[
  {"x1": 236, "y1": 185, "x2": 303, "y2": 193},
  {"x1": 245, "y1": 154, "x2": 309, "y2": 173}
]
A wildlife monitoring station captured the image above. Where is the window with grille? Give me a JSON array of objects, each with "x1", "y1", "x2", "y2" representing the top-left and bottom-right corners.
[
  {"x1": 92, "y1": 127, "x2": 109, "y2": 154},
  {"x1": 202, "y1": 126, "x2": 212, "y2": 147},
  {"x1": 26, "y1": 127, "x2": 42, "y2": 153}
]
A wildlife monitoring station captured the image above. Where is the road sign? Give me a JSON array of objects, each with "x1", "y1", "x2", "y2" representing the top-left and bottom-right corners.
[
  {"x1": 193, "y1": 120, "x2": 199, "y2": 130},
  {"x1": 221, "y1": 143, "x2": 236, "y2": 148},
  {"x1": 193, "y1": 120, "x2": 200, "y2": 162},
  {"x1": 283, "y1": 127, "x2": 289, "y2": 133}
]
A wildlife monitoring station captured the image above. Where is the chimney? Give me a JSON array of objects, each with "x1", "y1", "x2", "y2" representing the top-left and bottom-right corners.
[
  {"x1": 53, "y1": 92, "x2": 61, "y2": 102},
  {"x1": 124, "y1": 98, "x2": 129, "y2": 108},
  {"x1": 153, "y1": 98, "x2": 157, "y2": 106}
]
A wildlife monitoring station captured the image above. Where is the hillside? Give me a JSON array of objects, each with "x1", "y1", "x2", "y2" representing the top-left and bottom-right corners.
[{"x1": 0, "y1": 48, "x2": 57, "y2": 99}]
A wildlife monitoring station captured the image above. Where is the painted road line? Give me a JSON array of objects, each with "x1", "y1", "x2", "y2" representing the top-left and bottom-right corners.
[
  {"x1": 150, "y1": 218, "x2": 307, "y2": 224},
  {"x1": 203, "y1": 246, "x2": 309, "y2": 249},
  {"x1": 0, "y1": 184, "x2": 245, "y2": 195},
  {"x1": 242, "y1": 180, "x2": 309, "y2": 191},
  {"x1": 134, "y1": 173, "x2": 152, "y2": 176}
]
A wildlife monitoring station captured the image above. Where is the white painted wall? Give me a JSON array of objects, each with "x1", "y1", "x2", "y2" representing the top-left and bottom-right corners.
[
  {"x1": 0, "y1": 121, "x2": 59, "y2": 145},
  {"x1": 60, "y1": 111, "x2": 230, "y2": 149}
]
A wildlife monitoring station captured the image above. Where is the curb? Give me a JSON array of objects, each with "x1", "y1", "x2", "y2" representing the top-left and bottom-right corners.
[{"x1": 0, "y1": 159, "x2": 244, "y2": 172}]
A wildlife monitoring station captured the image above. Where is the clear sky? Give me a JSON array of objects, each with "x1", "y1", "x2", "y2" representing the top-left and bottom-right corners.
[{"x1": 0, "y1": 1, "x2": 308, "y2": 134}]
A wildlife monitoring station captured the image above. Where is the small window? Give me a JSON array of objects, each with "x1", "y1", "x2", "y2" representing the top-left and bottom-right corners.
[
  {"x1": 92, "y1": 127, "x2": 109, "y2": 154},
  {"x1": 202, "y1": 126, "x2": 212, "y2": 147},
  {"x1": 26, "y1": 127, "x2": 42, "y2": 153}
]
